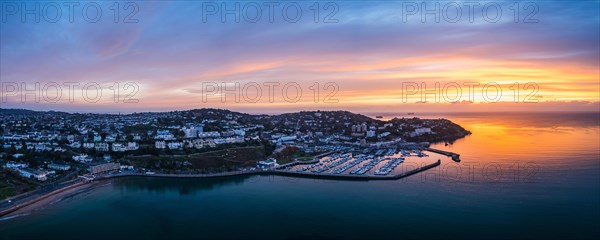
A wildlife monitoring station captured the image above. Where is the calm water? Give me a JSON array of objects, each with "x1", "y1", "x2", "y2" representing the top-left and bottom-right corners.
[{"x1": 1, "y1": 112, "x2": 599, "y2": 240}]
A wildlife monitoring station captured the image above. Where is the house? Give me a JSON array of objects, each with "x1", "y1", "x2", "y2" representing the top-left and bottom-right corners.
[
  {"x1": 73, "y1": 154, "x2": 92, "y2": 163},
  {"x1": 155, "y1": 130, "x2": 175, "y2": 140},
  {"x1": 198, "y1": 131, "x2": 220, "y2": 138},
  {"x1": 34, "y1": 143, "x2": 49, "y2": 152},
  {"x1": 167, "y1": 141, "x2": 182, "y2": 150},
  {"x1": 95, "y1": 142, "x2": 109, "y2": 152},
  {"x1": 366, "y1": 130, "x2": 376, "y2": 138},
  {"x1": 5, "y1": 161, "x2": 28, "y2": 169},
  {"x1": 234, "y1": 129, "x2": 245, "y2": 136},
  {"x1": 112, "y1": 143, "x2": 127, "y2": 152},
  {"x1": 70, "y1": 142, "x2": 82, "y2": 148},
  {"x1": 127, "y1": 142, "x2": 139, "y2": 151},
  {"x1": 105, "y1": 135, "x2": 117, "y2": 142},
  {"x1": 83, "y1": 142, "x2": 94, "y2": 149},
  {"x1": 54, "y1": 147, "x2": 66, "y2": 152},
  {"x1": 410, "y1": 127, "x2": 432, "y2": 137},
  {"x1": 155, "y1": 141, "x2": 166, "y2": 149},
  {"x1": 378, "y1": 132, "x2": 391, "y2": 138},
  {"x1": 48, "y1": 163, "x2": 71, "y2": 171},
  {"x1": 120, "y1": 165, "x2": 134, "y2": 171},
  {"x1": 182, "y1": 127, "x2": 198, "y2": 138}
]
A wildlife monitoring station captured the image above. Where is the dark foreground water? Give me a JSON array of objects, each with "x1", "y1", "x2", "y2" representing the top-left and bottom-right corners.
[{"x1": 1, "y1": 112, "x2": 599, "y2": 240}]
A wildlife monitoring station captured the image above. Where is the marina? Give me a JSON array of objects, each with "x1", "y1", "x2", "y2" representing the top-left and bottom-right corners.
[{"x1": 276, "y1": 146, "x2": 451, "y2": 179}]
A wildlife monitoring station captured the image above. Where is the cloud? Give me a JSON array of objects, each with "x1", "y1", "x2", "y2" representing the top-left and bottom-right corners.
[{"x1": 1, "y1": 0, "x2": 598, "y2": 113}]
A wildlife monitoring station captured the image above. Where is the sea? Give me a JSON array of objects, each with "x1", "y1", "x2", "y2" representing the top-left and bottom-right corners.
[{"x1": 1, "y1": 112, "x2": 599, "y2": 240}]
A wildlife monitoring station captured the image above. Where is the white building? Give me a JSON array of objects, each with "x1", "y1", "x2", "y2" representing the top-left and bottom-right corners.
[
  {"x1": 234, "y1": 129, "x2": 246, "y2": 136},
  {"x1": 155, "y1": 130, "x2": 175, "y2": 140},
  {"x1": 412, "y1": 127, "x2": 432, "y2": 137},
  {"x1": 198, "y1": 131, "x2": 220, "y2": 138},
  {"x1": 17, "y1": 169, "x2": 47, "y2": 181},
  {"x1": 5, "y1": 162, "x2": 28, "y2": 169},
  {"x1": 257, "y1": 158, "x2": 278, "y2": 168},
  {"x1": 167, "y1": 142, "x2": 182, "y2": 150},
  {"x1": 127, "y1": 142, "x2": 139, "y2": 150},
  {"x1": 95, "y1": 142, "x2": 109, "y2": 152},
  {"x1": 378, "y1": 132, "x2": 391, "y2": 138},
  {"x1": 112, "y1": 143, "x2": 127, "y2": 152},
  {"x1": 69, "y1": 142, "x2": 82, "y2": 148},
  {"x1": 48, "y1": 163, "x2": 71, "y2": 171},
  {"x1": 182, "y1": 127, "x2": 198, "y2": 139},
  {"x1": 83, "y1": 142, "x2": 95, "y2": 149},
  {"x1": 366, "y1": 130, "x2": 376, "y2": 138},
  {"x1": 155, "y1": 141, "x2": 166, "y2": 149},
  {"x1": 73, "y1": 154, "x2": 92, "y2": 163},
  {"x1": 105, "y1": 136, "x2": 117, "y2": 142}
]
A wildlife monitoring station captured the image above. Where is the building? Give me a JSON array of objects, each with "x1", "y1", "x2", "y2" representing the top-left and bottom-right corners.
[
  {"x1": 83, "y1": 142, "x2": 94, "y2": 149},
  {"x1": 167, "y1": 141, "x2": 182, "y2": 149},
  {"x1": 155, "y1": 130, "x2": 175, "y2": 140},
  {"x1": 233, "y1": 129, "x2": 245, "y2": 136},
  {"x1": 351, "y1": 124, "x2": 368, "y2": 137},
  {"x1": 257, "y1": 158, "x2": 278, "y2": 168},
  {"x1": 48, "y1": 163, "x2": 71, "y2": 171},
  {"x1": 198, "y1": 131, "x2": 220, "y2": 138},
  {"x1": 277, "y1": 135, "x2": 297, "y2": 144},
  {"x1": 127, "y1": 142, "x2": 139, "y2": 150},
  {"x1": 412, "y1": 127, "x2": 432, "y2": 137},
  {"x1": 378, "y1": 132, "x2": 391, "y2": 138},
  {"x1": 112, "y1": 143, "x2": 127, "y2": 152},
  {"x1": 89, "y1": 162, "x2": 121, "y2": 175},
  {"x1": 5, "y1": 162, "x2": 28, "y2": 169},
  {"x1": 105, "y1": 136, "x2": 116, "y2": 142},
  {"x1": 73, "y1": 154, "x2": 92, "y2": 162},
  {"x1": 155, "y1": 140, "x2": 166, "y2": 149},
  {"x1": 95, "y1": 142, "x2": 109, "y2": 152},
  {"x1": 182, "y1": 127, "x2": 198, "y2": 139},
  {"x1": 69, "y1": 142, "x2": 81, "y2": 148},
  {"x1": 366, "y1": 130, "x2": 376, "y2": 138},
  {"x1": 17, "y1": 168, "x2": 47, "y2": 181}
]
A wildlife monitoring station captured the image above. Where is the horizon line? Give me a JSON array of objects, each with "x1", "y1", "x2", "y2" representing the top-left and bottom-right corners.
[{"x1": 2, "y1": 107, "x2": 599, "y2": 116}]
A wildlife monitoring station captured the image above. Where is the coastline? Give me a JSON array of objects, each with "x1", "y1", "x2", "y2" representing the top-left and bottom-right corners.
[
  {"x1": 0, "y1": 181, "x2": 93, "y2": 218},
  {"x1": 0, "y1": 159, "x2": 441, "y2": 218}
]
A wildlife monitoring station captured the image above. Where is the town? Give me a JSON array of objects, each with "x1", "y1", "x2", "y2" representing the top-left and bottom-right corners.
[{"x1": 0, "y1": 108, "x2": 470, "y2": 199}]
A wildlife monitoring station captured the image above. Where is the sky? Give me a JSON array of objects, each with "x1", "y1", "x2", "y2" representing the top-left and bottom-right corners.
[{"x1": 1, "y1": 0, "x2": 599, "y2": 114}]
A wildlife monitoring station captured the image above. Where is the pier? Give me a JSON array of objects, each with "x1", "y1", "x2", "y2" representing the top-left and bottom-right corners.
[
  {"x1": 423, "y1": 147, "x2": 461, "y2": 162},
  {"x1": 272, "y1": 159, "x2": 441, "y2": 181}
]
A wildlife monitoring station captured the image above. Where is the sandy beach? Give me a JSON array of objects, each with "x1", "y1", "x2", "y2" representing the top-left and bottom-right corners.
[{"x1": 0, "y1": 181, "x2": 101, "y2": 219}]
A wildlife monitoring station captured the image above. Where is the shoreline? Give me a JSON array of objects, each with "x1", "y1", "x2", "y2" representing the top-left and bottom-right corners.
[
  {"x1": 0, "y1": 159, "x2": 441, "y2": 218},
  {"x1": 0, "y1": 181, "x2": 92, "y2": 218}
]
